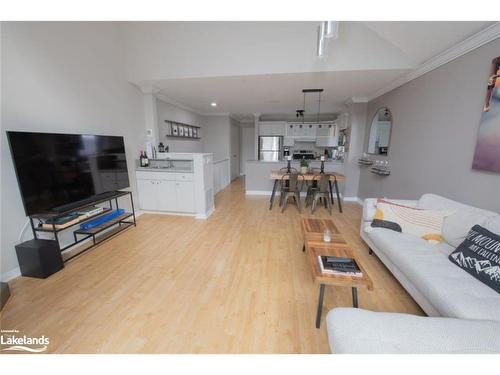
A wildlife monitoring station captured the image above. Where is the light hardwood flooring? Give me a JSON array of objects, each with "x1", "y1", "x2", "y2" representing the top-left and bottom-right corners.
[{"x1": 0, "y1": 177, "x2": 423, "y2": 353}]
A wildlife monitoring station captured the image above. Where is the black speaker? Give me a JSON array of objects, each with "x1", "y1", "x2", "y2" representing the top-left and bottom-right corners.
[{"x1": 15, "y1": 239, "x2": 64, "y2": 278}]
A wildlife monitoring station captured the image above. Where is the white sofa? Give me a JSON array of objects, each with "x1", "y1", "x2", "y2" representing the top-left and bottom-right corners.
[{"x1": 326, "y1": 194, "x2": 500, "y2": 353}]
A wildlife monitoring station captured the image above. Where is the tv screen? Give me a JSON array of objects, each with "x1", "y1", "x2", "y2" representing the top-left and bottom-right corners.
[{"x1": 7, "y1": 131, "x2": 130, "y2": 215}]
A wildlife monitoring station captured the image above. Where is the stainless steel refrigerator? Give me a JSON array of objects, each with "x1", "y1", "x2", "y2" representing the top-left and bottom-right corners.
[{"x1": 258, "y1": 136, "x2": 283, "y2": 161}]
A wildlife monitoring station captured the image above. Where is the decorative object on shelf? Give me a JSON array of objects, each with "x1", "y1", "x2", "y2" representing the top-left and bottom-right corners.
[
  {"x1": 164, "y1": 120, "x2": 201, "y2": 140},
  {"x1": 358, "y1": 152, "x2": 374, "y2": 166},
  {"x1": 300, "y1": 159, "x2": 310, "y2": 174},
  {"x1": 320, "y1": 155, "x2": 326, "y2": 174},
  {"x1": 285, "y1": 155, "x2": 292, "y2": 173},
  {"x1": 472, "y1": 56, "x2": 500, "y2": 173},
  {"x1": 371, "y1": 160, "x2": 391, "y2": 176}
]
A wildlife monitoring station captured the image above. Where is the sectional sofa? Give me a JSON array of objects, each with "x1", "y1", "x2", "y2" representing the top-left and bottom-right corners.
[{"x1": 326, "y1": 194, "x2": 500, "y2": 353}]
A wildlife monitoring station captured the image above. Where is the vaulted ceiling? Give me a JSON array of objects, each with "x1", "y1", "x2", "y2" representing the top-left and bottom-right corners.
[{"x1": 123, "y1": 21, "x2": 495, "y2": 120}]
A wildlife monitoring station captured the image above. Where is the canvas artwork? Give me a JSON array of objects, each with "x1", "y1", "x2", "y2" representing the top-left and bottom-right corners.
[{"x1": 472, "y1": 56, "x2": 500, "y2": 172}]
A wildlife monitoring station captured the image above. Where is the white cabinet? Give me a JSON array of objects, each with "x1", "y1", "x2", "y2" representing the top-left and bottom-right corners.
[
  {"x1": 175, "y1": 181, "x2": 195, "y2": 212},
  {"x1": 137, "y1": 179, "x2": 159, "y2": 211},
  {"x1": 316, "y1": 122, "x2": 338, "y2": 147},
  {"x1": 136, "y1": 172, "x2": 195, "y2": 213},
  {"x1": 157, "y1": 180, "x2": 177, "y2": 211},
  {"x1": 258, "y1": 121, "x2": 286, "y2": 136},
  {"x1": 291, "y1": 123, "x2": 316, "y2": 141}
]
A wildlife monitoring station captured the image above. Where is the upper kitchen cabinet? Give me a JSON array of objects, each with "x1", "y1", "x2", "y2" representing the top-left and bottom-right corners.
[
  {"x1": 316, "y1": 122, "x2": 338, "y2": 147},
  {"x1": 293, "y1": 123, "x2": 316, "y2": 141},
  {"x1": 284, "y1": 123, "x2": 295, "y2": 146},
  {"x1": 258, "y1": 121, "x2": 286, "y2": 136}
]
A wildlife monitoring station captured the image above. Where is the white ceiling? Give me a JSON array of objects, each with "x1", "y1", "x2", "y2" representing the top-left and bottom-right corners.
[
  {"x1": 127, "y1": 21, "x2": 495, "y2": 120},
  {"x1": 363, "y1": 21, "x2": 493, "y2": 65},
  {"x1": 155, "y1": 69, "x2": 408, "y2": 119}
]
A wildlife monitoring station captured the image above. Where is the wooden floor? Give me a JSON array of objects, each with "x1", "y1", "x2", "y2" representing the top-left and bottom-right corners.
[{"x1": 0, "y1": 177, "x2": 423, "y2": 353}]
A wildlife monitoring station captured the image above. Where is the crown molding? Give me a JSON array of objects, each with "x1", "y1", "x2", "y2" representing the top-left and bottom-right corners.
[
  {"x1": 367, "y1": 22, "x2": 500, "y2": 101},
  {"x1": 140, "y1": 85, "x2": 161, "y2": 94},
  {"x1": 156, "y1": 93, "x2": 206, "y2": 116}
]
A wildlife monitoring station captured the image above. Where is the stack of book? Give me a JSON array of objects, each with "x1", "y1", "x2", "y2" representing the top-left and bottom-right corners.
[
  {"x1": 41, "y1": 206, "x2": 107, "y2": 230},
  {"x1": 42, "y1": 213, "x2": 83, "y2": 230},
  {"x1": 317, "y1": 256, "x2": 363, "y2": 277}
]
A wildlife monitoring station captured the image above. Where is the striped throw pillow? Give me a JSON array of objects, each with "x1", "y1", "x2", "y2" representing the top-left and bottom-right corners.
[{"x1": 374, "y1": 199, "x2": 455, "y2": 243}]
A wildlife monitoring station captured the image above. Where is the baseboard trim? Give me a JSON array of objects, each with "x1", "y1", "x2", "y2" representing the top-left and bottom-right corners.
[
  {"x1": 1, "y1": 267, "x2": 21, "y2": 283},
  {"x1": 245, "y1": 190, "x2": 272, "y2": 196},
  {"x1": 246, "y1": 190, "x2": 363, "y2": 205},
  {"x1": 195, "y1": 207, "x2": 215, "y2": 220},
  {"x1": 343, "y1": 197, "x2": 363, "y2": 206},
  {"x1": 138, "y1": 210, "x2": 196, "y2": 217}
]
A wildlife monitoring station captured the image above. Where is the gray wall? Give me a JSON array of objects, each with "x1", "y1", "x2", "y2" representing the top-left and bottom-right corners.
[
  {"x1": 203, "y1": 115, "x2": 231, "y2": 162},
  {"x1": 358, "y1": 38, "x2": 500, "y2": 212},
  {"x1": 1, "y1": 22, "x2": 145, "y2": 280},
  {"x1": 156, "y1": 98, "x2": 204, "y2": 153}
]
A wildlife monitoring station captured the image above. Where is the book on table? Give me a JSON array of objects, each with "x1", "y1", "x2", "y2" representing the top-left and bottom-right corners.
[{"x1": 317, "y1": 255, "x2": 363, "y2": 277}]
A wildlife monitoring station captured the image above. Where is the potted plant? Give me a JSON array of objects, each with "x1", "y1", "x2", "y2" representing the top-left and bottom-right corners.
[{"x1": 299, "y1": 159, "x2": 310, "y2": 174}]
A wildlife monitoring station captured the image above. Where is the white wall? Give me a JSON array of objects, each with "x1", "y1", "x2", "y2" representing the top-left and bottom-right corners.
[
  {"x1": 229, "y1": 117, "x2": 240, "y2": 180},
  {"x1": 156, "y1": 98, "x2": 204, "y2": 153},
  {"x1": 0, "y1": 22, "x2": 145, "y2": 281},
  {"x1": 240, "y1": 125, "x2": 255, "y2": 175}
]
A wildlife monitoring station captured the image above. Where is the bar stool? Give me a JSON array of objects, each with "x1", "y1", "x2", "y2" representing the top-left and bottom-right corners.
[
  {"x1": 310, "y1": 173, "x2": 332, "y2": 215},
  {"x1": 280, "y1": 172, "x2": 304, "y2": 213},
  {"x1": 305, "y1": 168, "x2": 321, "y2": 207}
]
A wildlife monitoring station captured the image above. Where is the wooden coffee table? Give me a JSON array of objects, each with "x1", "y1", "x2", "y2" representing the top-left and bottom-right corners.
[{"x1": 301, "y1": 218, "x2": 373, "y2": 328}]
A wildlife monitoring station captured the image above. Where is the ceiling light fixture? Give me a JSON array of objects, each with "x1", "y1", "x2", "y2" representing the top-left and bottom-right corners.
[
  {"x1": 211, "y1": 102, "x2": 217, "y2": 107},
  {"x1": 317, "y1": 21, "x2": 339, "y2": 58},
  {"x1": 323, "y1": 21, "x2": 339, "y2": 39}
]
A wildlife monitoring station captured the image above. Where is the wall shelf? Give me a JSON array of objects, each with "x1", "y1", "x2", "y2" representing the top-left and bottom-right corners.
[{"x1": 164, "y1": 120, "x2": 201, "y2": 140}]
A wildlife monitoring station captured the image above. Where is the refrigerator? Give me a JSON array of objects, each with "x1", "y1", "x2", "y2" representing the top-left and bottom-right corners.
[{"x1": 258, "y1": 136, "x2": 283, "y2": 161}]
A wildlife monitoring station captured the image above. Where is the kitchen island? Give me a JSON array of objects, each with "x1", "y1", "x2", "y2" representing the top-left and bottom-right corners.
[{"x1": 245, "y1": 159, "x2": 345, "y2": 194}]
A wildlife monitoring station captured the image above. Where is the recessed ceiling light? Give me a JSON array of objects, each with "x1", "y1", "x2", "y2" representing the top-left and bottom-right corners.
[{"x1": 211, "y1": 102, "x2": 217, "y2": 107}]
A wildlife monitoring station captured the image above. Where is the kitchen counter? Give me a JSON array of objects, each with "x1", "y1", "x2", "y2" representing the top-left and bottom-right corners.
[
  {"x1": 244, "y1": 159, "x2": 346, "y2": 194},
  {"x1": 136, "y1": 167, "x2": 193, "y2": 173},
  {"x1": 246, "y1": 159, "x2": 344, "y2": 164}
]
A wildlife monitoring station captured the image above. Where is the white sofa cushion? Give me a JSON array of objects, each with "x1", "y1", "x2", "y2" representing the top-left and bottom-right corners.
[
  {"x1": 418, "y1": 194, "x2": 497, "y2": 216},
  {"x1": 442, "y1": 209, "x2": 495, "y2": 248},
  {"x1": 368, "y1": 228, "x2": 500, "y2": 321},
  {"x1": 486, "y1": 215, "x2": 500, "y2": 235},
  {"x1": 326, "y1": 308, "x2": 500, "y2": 354}
]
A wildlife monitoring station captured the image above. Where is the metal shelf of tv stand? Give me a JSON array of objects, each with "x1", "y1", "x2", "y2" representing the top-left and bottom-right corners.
[
  {"x1": 28, "y1": 191, "x2": 136, "y2": 260},
  {"x1": 29, "y1": 191, "x2": 132, "y2": 220},
  {"x1": 73, "y1": 212, "x2": 134, "y2": 246}
]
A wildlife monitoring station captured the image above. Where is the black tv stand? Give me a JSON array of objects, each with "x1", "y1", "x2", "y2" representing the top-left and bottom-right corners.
[
  {"x1": 51, "y1": 191, "x2": 121, "y2": 213},
  {"x1": 27, "y1": 190, "x2": 136, "y2": 264}
]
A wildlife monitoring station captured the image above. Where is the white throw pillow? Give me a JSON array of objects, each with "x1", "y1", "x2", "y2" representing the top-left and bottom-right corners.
[
  {"x1": 485, "y1": 215, "x2": 500, "y2": 236},
  {"x1": 442, "y1": 209, "x2": 491, "y2": 248}
]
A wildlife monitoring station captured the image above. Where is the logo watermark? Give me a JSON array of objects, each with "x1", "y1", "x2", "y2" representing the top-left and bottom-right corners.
[{"x1": 1, "y1": 329, "x2": 49, "y2": 353}]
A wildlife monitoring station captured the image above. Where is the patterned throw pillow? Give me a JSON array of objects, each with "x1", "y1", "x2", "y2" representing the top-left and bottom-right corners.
[
  {"x1": 372, "y1": 199, "x2": 454, "y2": 243},
  {"x1": 449, "y1": 225, "x2": 500, "y2": 294}
]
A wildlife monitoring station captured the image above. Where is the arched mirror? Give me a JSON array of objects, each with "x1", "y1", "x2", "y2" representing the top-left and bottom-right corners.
[{"x1": 367, "y1": 107, "x2": 392, "y2": 155}]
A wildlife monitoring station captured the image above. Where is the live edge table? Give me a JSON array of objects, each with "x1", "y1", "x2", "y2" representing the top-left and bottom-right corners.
[
  {"x1": 269, "y1": 170, "x2": 345, "y2": 212},
  {"x1": 301, "y1": 218, "x2": 373, "y2": 328}
]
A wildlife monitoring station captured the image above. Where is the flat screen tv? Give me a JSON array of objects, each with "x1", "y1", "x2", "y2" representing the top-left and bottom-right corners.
[{"x1": 7, "y1": 131, "x2": 130, "y2": 216}]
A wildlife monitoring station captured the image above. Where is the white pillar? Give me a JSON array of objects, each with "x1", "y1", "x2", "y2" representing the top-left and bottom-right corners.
[
  {"x1": 344, "y1": 98, "x2": 368, "y2": 199},
  {"x1": 253, "y1": 113, "x2": 261, "y2": 160},
  {"x1": 140, "y1": 85, "x2": 160, "y2": 158}
]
